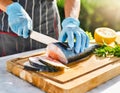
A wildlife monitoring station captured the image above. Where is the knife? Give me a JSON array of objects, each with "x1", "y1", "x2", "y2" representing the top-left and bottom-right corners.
[{"x1": 30, "y1": 30, "x2": 58, "y2": 45}]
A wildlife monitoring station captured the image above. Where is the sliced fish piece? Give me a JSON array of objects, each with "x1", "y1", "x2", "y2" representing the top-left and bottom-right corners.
[
  {"x1": 24, "y1": 58, "x2": 58, "y2": 72},
  {"x1": 46, "y1": 42, "x2": 101, "y2": 64},
  {"x1": 38, "y1": 56, "x2": 69, "y2": 69},
  {"x1": 29, "y1": 57, "x2": 46, "y2": 68},
  {"x1": 24, "y1": 61, "x2": 43, "y2": 71},
  {"x1": 29, "y1": 57, "x2": 59, "y2": 72}
]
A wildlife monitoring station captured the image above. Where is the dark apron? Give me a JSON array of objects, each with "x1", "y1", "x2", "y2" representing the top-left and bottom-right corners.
[{"x1": 0, "y1": 0, "x2": 61, "y2": 56}]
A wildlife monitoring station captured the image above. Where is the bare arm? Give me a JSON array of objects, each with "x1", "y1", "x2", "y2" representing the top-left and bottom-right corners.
[
  {"x1": 64, "y1": 0, "x2": 80, "y2": 19},
  {"x1": 0, "y1": 0, "x2": 13, "y2": 12}
]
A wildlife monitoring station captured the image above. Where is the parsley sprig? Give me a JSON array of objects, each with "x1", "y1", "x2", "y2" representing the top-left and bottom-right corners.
[{"x1": 94, "y1": 43, "x2": 120, "y2": 57}]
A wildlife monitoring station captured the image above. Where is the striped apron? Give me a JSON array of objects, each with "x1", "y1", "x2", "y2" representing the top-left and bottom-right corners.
[{"x1": 0, "y1": 0, "x2": 61, "y2": 56}]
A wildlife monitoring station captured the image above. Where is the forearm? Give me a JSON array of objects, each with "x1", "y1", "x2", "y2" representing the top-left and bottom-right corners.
[
  {"x1": 64, "y1": 0, "x2": 80, "y2": 19},
  {"x1": 0, "y1": 0, "x2": 13, "y2": 12}
]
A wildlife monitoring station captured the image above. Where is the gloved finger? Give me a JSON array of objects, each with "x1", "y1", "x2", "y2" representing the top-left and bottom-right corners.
[
  {"x1": 85, "y1": 34, "x2": 90, "y2": 48},
  {"x1": 67, "y1": 31, "x2": 74, "y2": 49},
  {"x1": 23, "y1": 26, "x2": 29, "y2": 38},
  {"x1": 80, "y1": 32, "x2": 86, "y2": 52},
  {"x1": 58, "y1": 30, "x2": 67, "y2": 42},
  {"x1": 79, "y1": 28, "x2": 89, "y2": 48},
  {"x1": 18, "y1": 27, "x2": 23, "y2": 36},
  {"x1": 74, "y1": 31, "x2": 81, "y2": 53}
]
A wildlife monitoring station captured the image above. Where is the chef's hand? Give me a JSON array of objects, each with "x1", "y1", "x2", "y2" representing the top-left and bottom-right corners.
[
  {"x1": 59, "y1": 17, "x2": 89, "y2": 53},
  {"x1": 6, "y1": 2, "x2": 32, "y2": 38}
]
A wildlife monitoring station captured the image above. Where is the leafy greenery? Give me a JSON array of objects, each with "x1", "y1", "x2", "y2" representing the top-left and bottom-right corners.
[
  {"x1": 85, "y1": 31, "x2": 94, "y2": 40},
  {"x1": 57, "y1": 0, "x2": 65, "y2": 22},
  {"x1": 94, "y1": 44, "x2": 120, "y2": 57}
]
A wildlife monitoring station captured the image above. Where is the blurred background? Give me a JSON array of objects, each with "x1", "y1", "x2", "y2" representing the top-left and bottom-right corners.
[{"x1": 57, "y1": 0, "x2": 120, "y2": 37}]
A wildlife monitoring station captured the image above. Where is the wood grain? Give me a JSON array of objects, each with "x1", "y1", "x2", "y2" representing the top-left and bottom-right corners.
[{"x1": 6, "y1": 52, "x2": 120, "y2": 93}]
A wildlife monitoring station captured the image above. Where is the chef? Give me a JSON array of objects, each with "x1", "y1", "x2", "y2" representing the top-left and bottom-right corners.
[{"x1": 0, "y1": 0, "x2": 89, "y2": 56}]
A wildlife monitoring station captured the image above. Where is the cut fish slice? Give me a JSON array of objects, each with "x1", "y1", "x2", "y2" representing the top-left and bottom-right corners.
[
  {"x1": 46, "y1": 42, "x2": 101, "y2": 64},
  {"x1": 38, "y1": 56, "x2": 69, "y2": 69},
  {"x1": 24, "y1": 59, "x2": 58, "y2": 72},
  {"x1": 29, "y1": 57, "x2": 59, "y2": 72},
  {"x1": 29, "y1": 57, "x2": 46, "y2": 67},
  {"x1": 24, "y1": 61, "x2": 43, "y2": 71}
]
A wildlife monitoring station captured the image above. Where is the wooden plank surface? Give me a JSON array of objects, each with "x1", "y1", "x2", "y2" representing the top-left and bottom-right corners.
[
  {"x1": 6, "y1": 52, "x2": 120, "y2": 93},
  {"x1": 7, "y1": 53, "x2": 120, "y2": 83}
]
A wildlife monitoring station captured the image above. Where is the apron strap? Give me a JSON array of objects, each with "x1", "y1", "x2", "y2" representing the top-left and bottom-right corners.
[{"x1": 0, "y1": 31, "x2": 18, "y2": 37}]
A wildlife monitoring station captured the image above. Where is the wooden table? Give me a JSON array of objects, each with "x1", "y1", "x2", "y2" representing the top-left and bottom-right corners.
[{"x1": 0, "y1": 49, "x2": 120, "y2": 93}]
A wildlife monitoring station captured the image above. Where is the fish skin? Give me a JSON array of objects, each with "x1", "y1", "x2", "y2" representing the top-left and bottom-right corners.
[
  {"x1": 67, "y1": 44, "x2": 101, "y2": 63},
  {"x1": 29, "y1": 60, "x2": 59, "y2": 72},
  {"x1": 49, "y1": 42, "x2": 101, "y2": 64},
  {"x1": 24, "y1": 64, "x2": 58, "y2": 72},
  {"x1": 24, "y1": 65, "x2": 43, "y2": 72},
  {"x1": 24, "y1": 61, "x2": 44, "y2": 71}
]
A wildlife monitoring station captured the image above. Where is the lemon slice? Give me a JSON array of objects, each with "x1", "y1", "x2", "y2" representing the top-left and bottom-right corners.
[{"x1": 94, "y1": 27, "x2": 117, "y2": 44}]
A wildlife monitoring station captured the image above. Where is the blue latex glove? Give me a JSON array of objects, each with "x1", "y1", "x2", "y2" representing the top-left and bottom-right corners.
[
  {"x1": 59, "y1": 17, "x2": 89, "y2": 53},
  {"x1": 6, "y1": 2, "x2": 32, "y2": 38}
]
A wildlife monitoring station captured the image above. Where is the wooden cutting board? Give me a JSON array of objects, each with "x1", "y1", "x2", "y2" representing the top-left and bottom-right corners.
[{"x1": 6, "y1": 51, "x2": 120, "y2": 93}]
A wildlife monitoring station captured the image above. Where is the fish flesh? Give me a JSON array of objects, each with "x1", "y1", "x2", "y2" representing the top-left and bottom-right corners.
[
  {"x1": 46, "y1": 42, "x2": 101, "y2": 64},
  {"x1": 24, "y1": 42, "x2": 101, "y2": 72},
  {"x1": 38, "y1": 55, "x2": 69, "y2": 69},
  {"x1": 24, "y1": 57, "x2": 59, "y2": 72}
]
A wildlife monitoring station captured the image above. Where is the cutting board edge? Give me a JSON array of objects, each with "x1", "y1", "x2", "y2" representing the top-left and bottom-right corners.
[{"x1": 6, "y1": 58, "x2": 120, "y2": 93}]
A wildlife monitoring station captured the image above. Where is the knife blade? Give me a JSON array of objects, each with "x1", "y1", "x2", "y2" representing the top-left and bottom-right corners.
[{"x1": 30, "y1": 30, "x2": 58, "y2": 45}]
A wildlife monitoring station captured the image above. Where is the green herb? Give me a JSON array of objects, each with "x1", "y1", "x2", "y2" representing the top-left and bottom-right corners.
[
  {"x1": 94, "y1": 43, "x2": 120, "y2": 57},
  {"x1": 85, "y1": 31, "x2": 94, "y2": 40}
]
